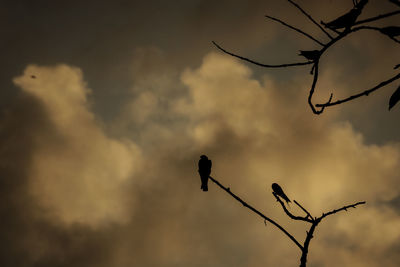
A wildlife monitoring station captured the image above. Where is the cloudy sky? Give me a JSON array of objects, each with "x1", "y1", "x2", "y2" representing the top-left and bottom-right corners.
[{"x1": 1, "y1": 0, "x2": 400, "y2": 266}]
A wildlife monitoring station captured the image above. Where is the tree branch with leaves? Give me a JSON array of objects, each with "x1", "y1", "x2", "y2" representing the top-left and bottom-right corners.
[{"x1": 213, "y1": 0, "x2": 400, "y2": 114}]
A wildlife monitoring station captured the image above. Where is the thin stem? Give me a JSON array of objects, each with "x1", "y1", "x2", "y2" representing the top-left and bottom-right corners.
[
  {"x1": 212, "y1": 41, "x2": 313, "y2": 68},
  {"x1": 389, "y1": 0, "x2": 400, "y2": 8},
  {"x1": 319, "y1": 201, "x2": 366, "y2": 220},
  {"x1": 265, "y1": 15, "x2": 325, "y2": 46},
  {"x1": 273, "y1": 193, "x2": 314, "y2": 223},
  {"x1": 209, "y1": 176, "x2": 304, "y2": 250},
  {"x1": 351, "y1": 25, "x2": 400, "y2": 44},
  {"x1": 316, "y1": 73, "x2": 400, "y2": 108},
  {"x1": 294, "y1": 200, "x2": 313, "y2": 221},
  {"x1": 300, "y1": 200, "x2": 365, "y2": 267},
  {"x1": 307, "y1": 61, "x2": 333, "y2": 115},
  {"x1": 354, "y1": 10, "x2": 400, "y2": 25},
  {"x1": 287, "y1": 0, "x2": 334, "y2": 39}
]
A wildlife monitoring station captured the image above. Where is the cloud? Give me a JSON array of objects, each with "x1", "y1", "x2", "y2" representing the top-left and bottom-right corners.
[
  {"x1": 13, "y1": 64, "x2": 142, "y2": 227},
  {"x1": 1, "y1": 51, "x2": 400, "y2": 267},
  {"x1": 168, "y1": 52, "x2": 400, "y2": 266}
]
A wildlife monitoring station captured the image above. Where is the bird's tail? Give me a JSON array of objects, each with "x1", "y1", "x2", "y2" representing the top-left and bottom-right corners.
[
  {"x1": 284, "y1": 197, "x2": 291, "y2": 208},
  {"x1": 201, "y1": 183, "x2": 208, "y2": 192}
]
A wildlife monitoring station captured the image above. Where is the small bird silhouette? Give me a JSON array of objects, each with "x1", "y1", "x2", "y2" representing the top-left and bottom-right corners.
[
  {"x1": 299, "y1": 50, "x2": 321, "y2": 61},
  {"x1": 272, "y1": 183, "x2": 291, "y2": 204},
  {"x1": 322, "y1": 8, "x2": 361, "y2": 30},
  {"x1": 321, "y1": 0, "x2": 368, "y2": 30},
  {"x1": 198, "y1": 155, "x2": 212, "y2": 192}
]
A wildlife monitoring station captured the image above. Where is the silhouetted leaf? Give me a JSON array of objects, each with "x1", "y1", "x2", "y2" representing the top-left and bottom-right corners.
[
  {"x1": 389, "y1": 85, "x2": 400, "y2": 110},
  {"x1": 380, "y1": 26, "x2": 400, "y2": 37}
]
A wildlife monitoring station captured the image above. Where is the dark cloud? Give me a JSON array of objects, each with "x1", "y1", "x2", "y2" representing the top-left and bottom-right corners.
[{"x1": 0, "y1": 93, "x2": 116, "y2": 267}]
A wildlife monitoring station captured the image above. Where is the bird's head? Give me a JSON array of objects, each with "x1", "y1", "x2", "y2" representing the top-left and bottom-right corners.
[{"x1": 200, "y1": 155, "x2": 208, "y2": 160}]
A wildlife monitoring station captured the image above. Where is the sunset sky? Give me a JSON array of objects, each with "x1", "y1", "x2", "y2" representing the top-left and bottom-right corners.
[{"x1": 1, "y1": 0, "x2": 400, "y2": 266}]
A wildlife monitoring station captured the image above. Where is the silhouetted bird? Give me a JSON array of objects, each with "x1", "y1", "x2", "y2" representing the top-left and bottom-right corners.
[
  {"x1": 198, "y1": 155, "x2": 212, "y2": 191},
  {"x1": 322, "y1": 8, "x2": 361, "y2": 30},
  {"x1": 321, "y1": 0, "x2": 368, "y2": 30},
  {"x1": 299, "y1": 50, "x2": 321, "y2": 61},
  {"x1": 272, "y1": 183, "x2": 291, "y2": 204}
]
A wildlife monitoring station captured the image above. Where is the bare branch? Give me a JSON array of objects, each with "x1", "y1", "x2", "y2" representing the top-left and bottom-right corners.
[
  {"x1": 389, "y1": 0, "x2": 400, "y2": 8},
  {"x1": 208, "y1": 176, "x2": 304, "y2": 250},
  {"x1": 351, "y1": 25, "x2": 400, "y2": 44},
  {"x1": 320, "y1": 201, "x2": 366, "y2": 220},
  {"x1": 294, "y1": 200, "x2": 313, "y2": 221},
  {"x1": 354, "y1": 10, "x2": 400, "y2": 25},
  {"x1": 316, "y1": 72, "x2": 400, "y2": 109},
  {"x1": 307, "y1": 61, "x2": 333, "y2": 115},
  {"x1": 273, "y1": 193, "x2": 314, "y2": 223},
  {"x1": 212, "y1": 41, "x2": 313, "y2": 68},
  {"x1": 265, "y1": 15, "x2": 325, "y2": 46},
  {"x1": 300, "y1": 222, "x2": 319, "y2": 267},
  {"x1": 287, "y1": 0, "x2": 334, "y2": 39}
]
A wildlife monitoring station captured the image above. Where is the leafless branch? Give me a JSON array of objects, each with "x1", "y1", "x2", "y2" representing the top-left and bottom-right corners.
[
  {"x1": 200, "y1": 170, "x2": 366, "y2": 267},
  {"x1": 307, "y1": 61, "x2": 334, "y2": 115},
  {"x1": 214, "y1": 0, "x2": 400, "y2": 114},
  {"x1": 212, "y1": 41, "x2": 313, "y2": 68},
  {"x1": 315, "y1": 72, "x2": 400, "y2": 109},
  {"x1": 354, "y1": 10, "x2": 400, "y2": 25},
  {"x1": 351, "y1": 25, "x2": 400, "y2": 44},
  {"x1": 389, "y1": 0, "x2": 400, "y2": 8},
  {"x1": 265, "y1": 15, "x2": 325, "y2": 46},
  {"x1": 208, "y1": 175, "x2": 304, "y2": 250},
  {"x1": 273, "y1": 192, "x2": 314, "y2": 223},
  {"x1": 287, "y1": 0, "x2": 334, "y2": 39},
  {"x1": 320, "y1": 201, "x2": 366, "y2": 220},
  {"x1": 294, "y1": 200, "x2": 313, "y2": 221}
]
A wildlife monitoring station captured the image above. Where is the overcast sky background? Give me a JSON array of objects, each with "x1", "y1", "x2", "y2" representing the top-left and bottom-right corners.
[{"x1": 1, "y1": 0, "x2": 400, "y2": 266}]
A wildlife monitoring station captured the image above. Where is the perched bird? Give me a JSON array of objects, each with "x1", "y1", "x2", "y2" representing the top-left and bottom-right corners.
[
  {"x1": 299, "y1": 50, "x2": 321, "y2": 61},
  {"x1": 272, "y1": 183, "x2": 291, "y2": 204},
  {"x1": 198, "y1": 155, "x2": 212, "y2": 192},
  {"x1": 321, "y1": 0, "x2": 368, "y2": 30}
]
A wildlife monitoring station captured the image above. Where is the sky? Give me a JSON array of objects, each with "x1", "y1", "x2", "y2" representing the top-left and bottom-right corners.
[{"x1": 1, "y1": 0, "x2": 400, "y2": 266}]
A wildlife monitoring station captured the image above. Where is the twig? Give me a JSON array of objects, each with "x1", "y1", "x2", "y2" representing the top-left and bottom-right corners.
[
  {"x1": 307, "y1": 61, "x2": 333, "y2": 115},
  {"x1": 299, "y1": 200, "x2": 366, "y2": 266},
  {"x1": 287, "y1": 0, "x2": 334, "y2": 39},
  {"x1": 354, "y1": 10, "x2": 400, "y2": 25},
  {"x1": 351, "y1": 25, "x2": 400, "y2": 44},
  {"x1": 294, "y1": 200, "x2": 313, "y2": 221},
  {"x1": 212, "y1": 41, "x2": 313, "y2": 68},
  {"x1": 265, "y1": 15, "x2": 325, "y2": 46},
  {"x1": 316, "y1": 72, "x2": 400, "y2": 109},
  {"x1": 320, "y1": 201, "x2": 366, "y2": 219},
  {"x1": 273, "y1": 193, "x2": 314, "y2": 223},
  {"x1": 208, "y1": 176, "x2": 304, "y2": 250}
]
